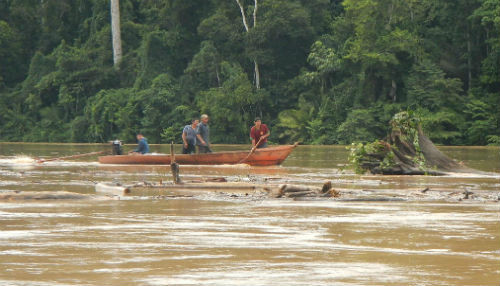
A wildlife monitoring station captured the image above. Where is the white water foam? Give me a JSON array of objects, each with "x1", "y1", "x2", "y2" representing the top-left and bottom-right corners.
[{"x1": 0, "y1": 155, "x2": 37, "y2": 165}]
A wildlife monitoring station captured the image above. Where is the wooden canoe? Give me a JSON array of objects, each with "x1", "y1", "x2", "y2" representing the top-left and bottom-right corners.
[{"x1": 98, "y1": 144, "x2": 298, "y2": 166}]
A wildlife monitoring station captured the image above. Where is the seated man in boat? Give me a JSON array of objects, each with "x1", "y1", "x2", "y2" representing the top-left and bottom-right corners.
[
  {"x1": 182, "y1": 118, "x2": 199, "y2": 154},
  {"x1": 250, "y1": 117, "x2": 270, "y2": 148},
  {"x1": 196, "y1": 114, "x2": 212, "y2": 153},
  {"x1": 129, "y1": 133, "x2": 150, "y2": 154}
]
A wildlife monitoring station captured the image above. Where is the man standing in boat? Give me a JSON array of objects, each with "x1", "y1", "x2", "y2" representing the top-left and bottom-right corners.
[
  {"x1": 129, "y1": 133, "x2": 150, "y2": 154},
  {"x1": 196, "y1": 114, "x2": 212, "y2": 153},
  {"x1": 250, "y1": 117, "x2": 270, "y2": 148},
  {"x1": 182, "y1": 118, "x2": 199, "y2": 154}
]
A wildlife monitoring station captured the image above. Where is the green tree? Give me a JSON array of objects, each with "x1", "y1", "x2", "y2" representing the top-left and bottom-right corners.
[
  {"x1": 0, "y1": 20, "x2": 23, "y2": 86},
  {"x1": 197, "y1": 61, "x2": 266, "y2": 143}
]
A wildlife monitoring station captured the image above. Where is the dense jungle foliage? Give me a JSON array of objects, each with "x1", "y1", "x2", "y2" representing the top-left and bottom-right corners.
[{"x1": 0, "y1": 0, "x2": 498, "y2": 145}]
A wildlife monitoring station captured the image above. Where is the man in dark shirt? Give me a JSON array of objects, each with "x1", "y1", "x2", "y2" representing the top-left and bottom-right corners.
[
  {"x1": 182, "y1": 119, "x2": 199, "y2": 154},
  {"x1": 130, "y1": 133, "x2": 150, "y2": 154},
  {"x1": 196, "y1": 114, "x2": 212, "y2": 153},
  {"x1": 250, "y1": 117, "x2": 270, "y2": 148}
]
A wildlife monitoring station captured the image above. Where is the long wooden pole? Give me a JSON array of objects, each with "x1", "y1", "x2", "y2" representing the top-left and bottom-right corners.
[
  {"x1": 170, "y1": 142, "x2": 181, "y2": 184},
  {"x1": 170, "y1": 142, "x2": 176, "y2": 164},
  {"x1": 37, "y1": 151, "x2": 106, "y2": 163},
  {"x1": 238, "y1": 137, "x2": 263, "y2": 164}
]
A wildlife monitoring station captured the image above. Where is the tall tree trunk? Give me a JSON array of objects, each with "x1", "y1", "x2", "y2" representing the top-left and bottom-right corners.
[
  {"x1": 235, "y1": 0, "x2": 260, "y2": 89},
  {"x1": 467, "y1": 26, "x2": 472, "y2": 92},
  {"x1": 111, "y1": 0, "x2": 122, "y2": 68},
  {"x1": 215, "y1": 65, "x2": 221, "y2": 87},
  {"x1": 253, "y1": 0, "x2": 258, "y2": 27},
  {"x1": 254, "y1": 60, "x2": 260, "y2": 89},
  {"x1": 390, "y1": 79, "x2": 397, "y2": 102},
  {"x1": 253, "y1": 0, "x2": 260, "y2": 89}
]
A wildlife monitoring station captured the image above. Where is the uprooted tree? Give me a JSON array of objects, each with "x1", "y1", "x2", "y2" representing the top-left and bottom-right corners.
[{"x1": 349, "y1": 111, "x2": 480, "y2": 175}]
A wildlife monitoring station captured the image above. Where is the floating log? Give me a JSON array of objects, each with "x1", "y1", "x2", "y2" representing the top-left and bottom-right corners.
[
  {"x1": 95, "y1": 183, "x2": 131, "y2": 196},
  {"x1": 279, "y1": 184, "x2": 314, "y2": 194},
  {"x1": 0, "y1": 191, "x2": 105, "y2": 200},
  {"x1": 132, "y1": 184, "x2": 256, "y2": 190},
  {"x1": 286, "y1": 191, "x2": 319, "y2": 198},
  {"x1": 95, "y1": 182, "x2": 258, "y2": 197},
  {"x1": 277, "y1": 181, "x2": 339, "y2": 198}
]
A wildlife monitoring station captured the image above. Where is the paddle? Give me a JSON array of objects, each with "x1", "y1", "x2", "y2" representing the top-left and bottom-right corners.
[
  {"x1": 238, "y1": 137, "x2": 264, "y2": 164},
  {"x1": 36, "y1": 151, "x2": 107, "y2": 163}
]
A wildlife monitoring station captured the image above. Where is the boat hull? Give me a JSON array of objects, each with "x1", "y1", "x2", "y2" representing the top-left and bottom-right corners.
[{"x1": 98, "y1": 145, "x2": 297, "y2": 166}]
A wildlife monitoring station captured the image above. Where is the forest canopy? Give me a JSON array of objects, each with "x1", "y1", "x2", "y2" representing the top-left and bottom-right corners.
[{"x1": 0, "y1": 0, "x2": 498, "y2": 145}]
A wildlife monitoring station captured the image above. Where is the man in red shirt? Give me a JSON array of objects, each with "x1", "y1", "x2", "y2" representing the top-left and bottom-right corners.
[{"x1": 250, "y1": 117, "x2": 270, "y2": 148}]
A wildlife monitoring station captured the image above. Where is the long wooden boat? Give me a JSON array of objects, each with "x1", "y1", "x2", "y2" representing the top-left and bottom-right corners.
[{"x1": 98, "y1": 144, "x2": 298, "y2": 166}]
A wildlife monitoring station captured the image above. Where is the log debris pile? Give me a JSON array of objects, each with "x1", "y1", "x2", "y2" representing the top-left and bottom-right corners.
[
  {"x1": 350, "y1": 112, "x2": 480, "y2": 175},
  {"x1": 276, "y1": 181, "x2": 340, "y2": 198}
]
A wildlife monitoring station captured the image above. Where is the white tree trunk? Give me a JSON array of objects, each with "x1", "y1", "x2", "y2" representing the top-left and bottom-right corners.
[
  {"x1": 253, "y1": 0, "x2": 260, "y2": 89},
  {"x1": 253, "y1": 0, "x2": 258, "y2": 28},
  {"x1": 235, "y1": 0, "x2": 260, "y2": 89},
  {"x1": 111, "y1": 0, "x2": 122, "y2": 68},
  {"x1": 235, "y1": 0, "x2": 250, "y2": 32}
]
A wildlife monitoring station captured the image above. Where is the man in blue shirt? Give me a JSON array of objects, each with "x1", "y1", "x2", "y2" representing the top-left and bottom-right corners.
[
  {"x1": 130, "y1": 133, "x2": 150, "y2": 154},
  {"x1": 182, "y1": 119, "x2": 199, "y2": 154}
]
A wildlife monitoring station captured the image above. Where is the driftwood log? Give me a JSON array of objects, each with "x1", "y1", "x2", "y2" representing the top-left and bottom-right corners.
[{"x1": 276, "y1": 181, "x2": 340, "y2": 198}]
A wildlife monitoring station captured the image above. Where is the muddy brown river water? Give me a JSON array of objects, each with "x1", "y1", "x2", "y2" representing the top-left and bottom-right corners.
[{"x1": 0, "y1": 143, "x2": 499, "y2": 285}]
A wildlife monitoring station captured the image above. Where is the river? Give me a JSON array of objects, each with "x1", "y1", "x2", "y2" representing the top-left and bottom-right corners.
[{"x1": 0, "y1": 143, "x2": 499, "y2": 285}]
